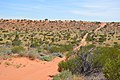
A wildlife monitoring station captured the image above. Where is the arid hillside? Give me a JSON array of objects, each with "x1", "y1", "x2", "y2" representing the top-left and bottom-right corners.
[
  {"x1": 0, "y1": 19, "x2": 101, "y2": 31},
  {"x1": 0, "y1": 19, "x2": 120, "y2": 80},
  {"x1": 0, "y1": 19, "x2": 120, "y2": 31}
]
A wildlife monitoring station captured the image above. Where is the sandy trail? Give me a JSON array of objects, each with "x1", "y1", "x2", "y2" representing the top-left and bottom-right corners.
[
  {"x1": 73, "y1": 33, "x2": 88, "y2": 51},
  {"x1": 0, "y1": 57, "x2": 65, "y2": 80},
  {"x1": 94, "y1": 22, "x2": 106, "y2": 33},
  {"x1": 73, "y1": 22, "x2": 106, "y2": 51}
]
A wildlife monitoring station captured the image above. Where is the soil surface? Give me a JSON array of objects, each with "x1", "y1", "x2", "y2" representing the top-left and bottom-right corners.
[{"x1": 0, "y1": 57, "x2": 65, "y2": 80}]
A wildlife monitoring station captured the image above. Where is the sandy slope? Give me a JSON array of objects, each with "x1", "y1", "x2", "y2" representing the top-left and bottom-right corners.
[{"x1": 0, "y1": 57, "x2": 65, "y2": 80}]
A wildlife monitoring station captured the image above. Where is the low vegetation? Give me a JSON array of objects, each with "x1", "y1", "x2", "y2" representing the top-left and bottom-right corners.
[{"x1": 58, "y1": 45, "x2": 120, "y2": 80}]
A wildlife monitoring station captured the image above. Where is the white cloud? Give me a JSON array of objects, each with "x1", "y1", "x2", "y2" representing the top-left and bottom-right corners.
[{"x1": 69, "y1": 0, "x2": 120, "y2": 19}]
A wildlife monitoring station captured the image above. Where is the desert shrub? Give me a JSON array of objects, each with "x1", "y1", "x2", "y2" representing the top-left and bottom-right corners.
[
  {"x1": 79, "y1": 44, "x2": 96, "y2": 54},
  {"x1": 0, "y1": 46, "x2": 11, "y2": 54},
  {"x1": 27, "y1": 53, "x2": 38, "y2": 60},
  {"x1": 59, "y1": 46, "x2": 120, "y2": 80},
  {"x1": 93, "y1": 47, "x2": 120, "y2": 80},
  {"x1": 49, "y1": 44, "x2": 73, "y2": 53},
  {"x1": 103, "y1": 57, "x2": 120, "y2": 80},
  {"x1": 18, "y1": 52, "x2": 27, "y2": 57},
  {"x1": 30, "y1": 40, "x2": 40, "y2": 48},
  {"x1": 11, "y1": 46, "x2": 25, "y2": 53},
  {"x1": 37, "y1": 47, "x2": 43, "y2": 53},
  {"x1": 58, "y1": 61, "x2": 68, "y2": 72},
  {"x1": 40, "y1": 55, "x2": 53, "y2": 61},
  {"x1": 114, "y1": 44, "x2": 120, "y2": 49},
  {"x1": 12, "y1": 34, "x2": 22, "y2": 46},
  {"x1": 0, "y1": 53, "x2": 11, "y2": 60},
  {"x1": 59, "y1": 44, "x2": 73, "y2": 52},
  {"x1": 53, "y1": 71, "x2": 84, "y2": 80},
  {"x1": 96, "y1": 22, "x2": 101, "y2": 24},
  {"x1": 26, "y1": 49, "x2": 39, "y2": 60},
  {"x1": 72, "y1": 75, "x2": 84, "y2": 80},
  {"x1": 52, "y1": 52, "x2": 64, "y2": 58},
  {"x1": 65, "y1": 51, "x2": 73, "y2": 59},
  {"x1": 86, "y1": 33, "x2": 95, "y2": 41},
  {"x1": 53, "y1": 70, "x2": 72, "y2": 80},
  {"x1": 98, "y1": 35, "x2": 106, "y2": 43},
  {"x1": 58, "y1": 56, "x2": 82, "y2": 74},
  {"x1": 0, "y1": 38, "x2": 3, "y2": 41},
  {"x1": 49, "y1": 46, "x2": 62, "y2": 53},
  {"x1": 93, "y1": 47, "x2": 119, "y2": 67},
  {"x1": 12, "y1": 39, "x2": 22, "y2": 46}
]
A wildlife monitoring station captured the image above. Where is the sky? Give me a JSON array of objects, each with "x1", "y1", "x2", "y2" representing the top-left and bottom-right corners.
[{"x1": 0, "y1": 0, "x2": 120, "y2": 22}]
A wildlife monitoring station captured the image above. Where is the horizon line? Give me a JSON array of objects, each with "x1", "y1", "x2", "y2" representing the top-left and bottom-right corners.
[{"x1": 0, "y1": 18, "x2": 119, "y2": 23}]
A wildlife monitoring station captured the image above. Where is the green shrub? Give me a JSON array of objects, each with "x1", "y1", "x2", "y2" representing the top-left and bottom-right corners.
[
  {"x1": 30, "y1": 39, "x2": 40, "y2": 48},
  {"x1": 11, "y1": 46, "x2": 25, "y2": 53},
  {"x1": 40, "y1": 55, "x2": 53, "y2": 61},
  {"x1": 26, "y1": 49, "x2": 39, "y2": 60},
  {"x1": 59, "y1": 44, "x2": 73, "y2": 52},
  {"x1": 58, "y1": 56, "x2": 82, "y2": 74},
  {"x1": 49, "y1": 44, "x2": 73, "y2": 53},
  {"x1": 49, "y1": 46, "x2": 61, "y2": 53},
  {"x1": 93, "y1": 47, "x2": 120, "y2": 80},
  {"x1": 18, "y1": 52, "x2": 27, "y2": 57},
  {"x1": 52, "y1": 52, "x2": 64, "y2": 58},
  {"x1": 53, "y1": 70, "x2": 72, "y2": 80},
  {"x1": 98, "y1": 35, "x2": 106, "y2": 43},
  {"x1": 12, "y1": 40, "x2": 22, "y2": 46},
  {"x1": 27, "y1": 53, "x2": 38, "y2": 60},
  {"x1": 0, "y1": 53, "x2": 11, "y2": 60},
  {"x1": 0, "y1": 38, "x2": 3, "y2": 41},
  {"x1": 103, "y1": 58, "x2": 120, "y2": 80},
  {"x1": 59, "y1": 46, "x2": 120, "y2": 80},
  {"x1": 114, "y1": 44, "x2": 120, "y2": 49},
  {"x1": 65, "y1": 51, "x2": 73, "y2": 59},
  {"x1": 79, "y1": 44, "x2": 96, "y2": 54},
  {"x1": 58, "y1": 61, "x2": 68, "y2": 72},
  {"x1": 12, "y1": 34, "x2": 22, "y2": 46},
  {"x1": 0, "y1": 47, "x2": 11, "y2": 54},
  {"x1": 86, "y1": 33, "x2": 95, "y2": 41}
]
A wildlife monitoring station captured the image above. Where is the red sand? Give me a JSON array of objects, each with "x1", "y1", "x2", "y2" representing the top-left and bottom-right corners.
[
  {"x1": 94, "y1": 22, "x2": 106, "y2": 33},
  {"x1": 0, "y1": 57, "x2": 65, "y2": 80}
]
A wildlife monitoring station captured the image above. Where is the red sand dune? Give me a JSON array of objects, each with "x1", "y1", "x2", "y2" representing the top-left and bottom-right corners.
[{"x1": 0, "y1": 57, "x2": 65, "y2": 80}]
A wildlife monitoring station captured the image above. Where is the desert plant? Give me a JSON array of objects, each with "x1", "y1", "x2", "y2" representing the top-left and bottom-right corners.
[
  {"x1": 26, "y1": 49, "x2": 39, "y2": 60},
  {"x1": 27, "y1": 53, "x2": 38, "y2": 60},
  {"x1": 58, "y1": 56, "x2": 82, "y2": 74},
  {"x1": 92, "y1": 47, "x2": 120, "y2": 80},
  {"x1": 52, "y1": 52, "x2": 64, "y2": 58},
  {"x1": 40, "y1": 55, "x2": 53, "y2": 61},
  {"x1": 12, "y1": 34, "x2": 22, "y2": 46},
  {"x1": 53, "y1": 70, "x2": 72, "y2": 80},
  {"x1": 0, "y1": 46, "x2": 11, "y2": 54},
  {"x1": 11, "y1": 46, "x2": 25, "y2": 53},
  {"x1": 0, "y1": 53, "x2": 11, "y2": 60},
  {"x1": 103, "y1": 57, "x2": 120, "y2": 80},
  {"x1": 114, "y1": 44, "x2": 120, "y2": 49},
  {"x1": 65, "y1": 51, "x2": 73, "y2": 60},
  {"x1": 30, "y1": 39, "x2": 40, "y2": 48},
  {"x1": 49, "y1": 44, "x2": 73, "y2": 53}
]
